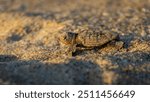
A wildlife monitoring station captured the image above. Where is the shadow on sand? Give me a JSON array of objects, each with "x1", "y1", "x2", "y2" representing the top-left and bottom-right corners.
[
  {"x1": 0, "y1": 52, "x2": 150, "y2": 85},
  {"x1": 0, "y1": 55, "x2": 102, "y2": 85}
]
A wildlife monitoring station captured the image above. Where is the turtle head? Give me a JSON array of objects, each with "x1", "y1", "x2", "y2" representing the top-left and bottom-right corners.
[{"x1": 59, "y1": 32, "x2": 77, "y2": 45}]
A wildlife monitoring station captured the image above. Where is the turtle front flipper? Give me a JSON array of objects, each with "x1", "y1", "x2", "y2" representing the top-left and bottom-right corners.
[
  {"x1": 66, "y1": 32, "x2": 77, "y2": 56},
  {"x1": 66, "y1": 44, "x2": 77, "y2": 56}
]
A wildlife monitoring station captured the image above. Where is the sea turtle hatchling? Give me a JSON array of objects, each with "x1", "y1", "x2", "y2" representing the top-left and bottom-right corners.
[{"x1": 59, "y1": 26, "x2": 124, "y2": 55}]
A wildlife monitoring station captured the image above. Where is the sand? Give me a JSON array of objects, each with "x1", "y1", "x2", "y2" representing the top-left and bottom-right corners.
[{"x1": 0, "y1": 0, "x2": 150, "y2": 84}]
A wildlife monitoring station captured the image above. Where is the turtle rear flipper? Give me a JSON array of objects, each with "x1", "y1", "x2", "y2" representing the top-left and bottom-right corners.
[{"x1": 115, "y1": 41, "x2": 124, "y2": 49}]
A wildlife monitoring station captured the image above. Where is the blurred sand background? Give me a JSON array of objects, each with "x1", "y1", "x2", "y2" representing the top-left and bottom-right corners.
[{"x1": 0, "y1": 0, "x2": 150, "y2": 84}]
